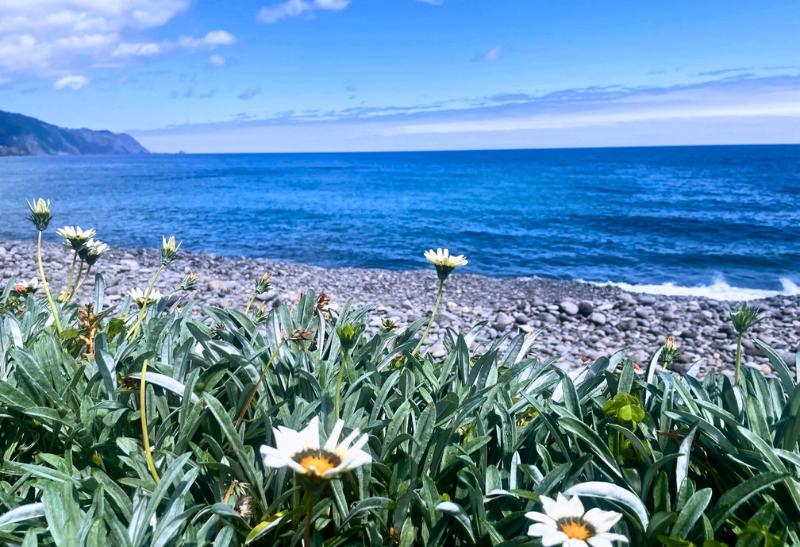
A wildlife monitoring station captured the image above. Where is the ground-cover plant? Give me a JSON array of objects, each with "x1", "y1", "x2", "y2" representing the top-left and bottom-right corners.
[{"x1": 1, "y1": 201, "x2": 800, "y2": 546}]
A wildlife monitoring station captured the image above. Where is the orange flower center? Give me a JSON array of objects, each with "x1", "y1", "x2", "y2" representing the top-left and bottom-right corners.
[
  {"x1": 559, "y1": 519, "x2": 593, "y2": 540},
  {"x1": 294, "y1": 449, "x2": 340, "y2": 476}
]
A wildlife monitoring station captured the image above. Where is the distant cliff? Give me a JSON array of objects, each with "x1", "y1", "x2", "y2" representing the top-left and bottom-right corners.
[{"x1": 0, "y1": 109, "x2": 148, "y2": 156}]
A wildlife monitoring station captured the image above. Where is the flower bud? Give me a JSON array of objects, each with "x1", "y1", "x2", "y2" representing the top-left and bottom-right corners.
[
  {"x1": 161, "y1": 235, "x2": 181, "y2": 265},
  {"x1": 26, "y1": 198, "x2": 52, "y2": 231}
]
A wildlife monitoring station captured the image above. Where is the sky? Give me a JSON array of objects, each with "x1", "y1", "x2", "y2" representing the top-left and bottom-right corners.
[{"x1": 0, "y1": 0, "x2": 799, "y2": 152}]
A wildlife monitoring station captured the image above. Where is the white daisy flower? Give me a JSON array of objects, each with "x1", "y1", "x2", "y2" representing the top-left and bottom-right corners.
[
  {"x1": 56, "y1": 226, "x2": 96, "y2": 250},
  {"x1": 81, "y1": 238, "x2": 110, "y2": 265},
  {"x1": 526, "y1": 493, "x2": 627, "y2": 547},
  {"x1": 424, "y1": 248, "x2": 468, "y2": 281},
  {"x1": 129, "y1": 288, "x2": 163, "y2": 307},
  {"x1": 260, "y1": 416, "x2": 371, "y2": 479}
]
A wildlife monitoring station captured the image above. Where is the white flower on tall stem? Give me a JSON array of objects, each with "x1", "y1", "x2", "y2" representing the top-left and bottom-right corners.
[
  {"x1": 129, "y1": 287, "x2": 163, "y2": 307},
  {"x1": 424, "y1": 248, "x2": 468, "y2": 282},
  {"x1": 260, "y1": 416, "x2": 371, "y2": 479},
  {"x1": 56, "y1": 226, "x2": 96, "y2": 251},
  {"x1": 526, "y1": 493, "x2": 628, "y2": 547},
  {"x1": 413, "y1": 248, "x2": 468, "y2": 355},
  {"x1": 82, "y1": 238, "x2": 110, "y2": 266}
]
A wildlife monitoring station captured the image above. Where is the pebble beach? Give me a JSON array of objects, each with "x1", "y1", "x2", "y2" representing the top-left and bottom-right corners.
[{"x1": 2, "y1": 239, "x2": 798, "y2": 376}]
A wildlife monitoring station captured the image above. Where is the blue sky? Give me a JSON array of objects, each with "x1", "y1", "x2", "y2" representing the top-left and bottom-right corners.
[{"x1": 0, "y1": 0, "x2": 799, "y2": 152}]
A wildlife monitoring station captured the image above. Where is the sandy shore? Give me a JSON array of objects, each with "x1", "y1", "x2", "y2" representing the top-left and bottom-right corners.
[{"x1": 1, "y1": 239, "x2": 797, "y2": 375}]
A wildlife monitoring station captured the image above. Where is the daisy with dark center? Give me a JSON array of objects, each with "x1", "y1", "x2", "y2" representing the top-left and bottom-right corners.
[
  {"x1": 526, "y1": 493, "x2": 627, "y2": 547},
  {"x1": 260, "y1": 416, "x2": 371, "y2": 480},
  {"x1": 261, "y1": 416, "x2": 371, "y2": 546}
]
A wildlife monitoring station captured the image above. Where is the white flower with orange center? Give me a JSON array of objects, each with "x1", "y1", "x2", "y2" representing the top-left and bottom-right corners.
[
  {"x1": 526, "y1": 493, "x2": 627, "y2": 547},
  {"x1": 260, "y1": 416, "x2": 371, "y2": 479}
]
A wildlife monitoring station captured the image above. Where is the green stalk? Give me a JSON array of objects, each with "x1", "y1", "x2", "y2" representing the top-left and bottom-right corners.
[
  {"x1": 127, "y1": 266, "x2": 163, "y2": 340},
  {"x1": 66, "y1": 261, "x2": 87, "y2": 302},
  {"x1": 734, "y1": 334, "x2": 744, "y2": 385},
  {"x1": 36, "y1": 231, "x2": 62, "y2": 334},
  {"x1": 303, "y1": 493, "x2": 315, "y2": 547},
  {"x1": 333, "y1": 348, "x2": 349, "y2": 420},
  {"x1": 63, "y1": 250, "x2": 78, "y2": 300},
  {"x1": 244, "y1": 291, "x2": 258, "y2": 315},
  {"x1": 413, "y1": 279, "x2": 444, "y2": 355},
  {"x1": 140, "y1": 359, "x2": 160, "y2": 483},
  {"x1": 234, "y1": 338, "x2": 286, "y2": 428}
]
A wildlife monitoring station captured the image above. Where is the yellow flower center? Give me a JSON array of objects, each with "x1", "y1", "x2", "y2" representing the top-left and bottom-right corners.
[
  {"x1": 559, "y1": 519, "x2": 593, "y2": 540},
  {"x1": 294, "y1": 449, "x2": 341, "y2": 476}
]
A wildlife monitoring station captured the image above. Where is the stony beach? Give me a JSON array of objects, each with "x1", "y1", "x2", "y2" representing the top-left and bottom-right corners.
[{"x1": 2, "y1": 238, "x2": 797, "y2": 375}]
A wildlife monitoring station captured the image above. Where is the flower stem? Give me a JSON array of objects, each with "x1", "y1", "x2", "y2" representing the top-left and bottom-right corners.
[
  {"x1": 234, "y1": 338, "x2": 286, "y2": 428},
  {"x1": 734, "y1": 334, "x2": 744, "y2": 385},
  {"x1": 333, "y1": 348, "x2": 349, "y2": 420},
  {"x1": 64, "y1": 250, "x2": 78, "y2": 299},
  {"x1": 303, "y1": 493, "x2": 315, "y2": 547},
  {"x1": 36, "y1": 231, "x2": 62, "y2": 334},
  {"x1": 127, "y1": 266, "x2": 163, "y2": 340},
  {"x1": 413, "y1": 280, "x2": 444, "y2": 355},
  {"x1": 244, "y1": 291, "x2": 258, "y2": 315},
  {"x1": 140, "y1": 359, "x2": 160, "y2": 483},
  {"x1": 67, "y1": 262, "x2": 89, "y2": 302}
]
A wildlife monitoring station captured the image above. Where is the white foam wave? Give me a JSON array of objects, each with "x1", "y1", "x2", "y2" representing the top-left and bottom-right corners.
[{"x1": 594, "y1": 277, "x2": 800, "y2": 301}]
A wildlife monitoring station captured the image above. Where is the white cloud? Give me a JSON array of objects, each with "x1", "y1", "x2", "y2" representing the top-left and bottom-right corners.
[
  {"x1": 179, "y1": 30, "x2": 237, "y2": 49},
  {"x1": 53, "y1": 74, "x2": 88, "y2": 90},
  {"x1": 113, "y1": 42, "x2": 161, "y2": 57},
  {"x1": 484, "y1": 45, "x2": 503, "y2": 61},
  {"x1": 209, "y1": 55, "x2": 226, "y2": 67},
  {"x1": 0, "y1": 0, "x2": 188, "y2": 78},
  {"x1": 257, "y1": 0, "x2": 350, "y2": 23}
]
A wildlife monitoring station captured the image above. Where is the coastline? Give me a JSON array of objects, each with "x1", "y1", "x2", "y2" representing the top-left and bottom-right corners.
[{"x1": 1, "y1": 238, "x2": 797, "y2": 374}]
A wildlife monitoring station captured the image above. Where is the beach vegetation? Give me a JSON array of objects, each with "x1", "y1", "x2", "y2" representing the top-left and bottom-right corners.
[{"x1": 1, "y1": 201, "x2": 799, "y2": 545}]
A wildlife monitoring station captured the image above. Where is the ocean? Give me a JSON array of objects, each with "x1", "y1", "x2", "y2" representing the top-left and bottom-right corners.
[{"x1": 1, "y1": 145, "x2": 799, "y2": 300}]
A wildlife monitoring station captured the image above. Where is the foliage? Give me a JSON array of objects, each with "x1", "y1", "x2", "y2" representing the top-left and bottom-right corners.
[{"x1": 1, "y1": 276, "x2": 800, "y2": 546}]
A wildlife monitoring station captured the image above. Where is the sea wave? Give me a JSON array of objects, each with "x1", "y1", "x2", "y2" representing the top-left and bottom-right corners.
[{"x1": 593, "y1": 277, "x2": 800, "y2": 301}]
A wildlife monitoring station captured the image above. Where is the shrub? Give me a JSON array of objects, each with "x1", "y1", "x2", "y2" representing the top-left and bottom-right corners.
[{"x1": 1, "y1": 272, "x2": 800, "y2": 546}]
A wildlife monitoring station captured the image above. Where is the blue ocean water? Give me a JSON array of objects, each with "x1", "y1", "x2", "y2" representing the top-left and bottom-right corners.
[{"x1": 1, "y1": 145, "x2": 799, "y2": 297}]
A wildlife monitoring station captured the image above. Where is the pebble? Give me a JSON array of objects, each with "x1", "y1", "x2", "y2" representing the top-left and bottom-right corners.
[
  {"x1": 590, "y1": 312, "x2": 607, "y2": 325},
  {"x1": 560, "y1": 301, "x2": 579, "y2": 315},
  {"x1": 2, "y1": 239, "x2": 797, "y2": 376}
]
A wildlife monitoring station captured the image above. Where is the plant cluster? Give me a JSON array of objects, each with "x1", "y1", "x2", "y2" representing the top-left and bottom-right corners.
[{"x1": 1, "y1": 201, "x2": 799, "y2": 546}]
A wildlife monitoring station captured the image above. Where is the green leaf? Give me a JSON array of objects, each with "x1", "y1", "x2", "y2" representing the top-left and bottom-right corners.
[
  {"x1": 671, "y1": 488, "x2": 712, "y2": 539},
  {"x1": 708, "y1": 472, "x2": 789, "y2": 531},
  {"x1": 565, "y1": 481, "x2": 649, "y2": 529}
]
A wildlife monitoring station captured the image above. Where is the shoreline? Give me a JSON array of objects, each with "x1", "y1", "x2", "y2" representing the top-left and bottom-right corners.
[{"x1": 1, "y1": 238, "x2": 798, "y2": 374}]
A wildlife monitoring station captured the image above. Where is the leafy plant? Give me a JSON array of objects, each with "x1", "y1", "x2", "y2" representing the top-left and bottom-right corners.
[{"x1": 0, "y1": 268, "x2": 799, "y2": 545}]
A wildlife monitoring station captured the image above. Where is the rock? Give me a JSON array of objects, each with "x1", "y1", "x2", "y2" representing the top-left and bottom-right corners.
[
  {"x1": 493, "y1": 312, "x2": 514, "y2": 330},
  {"x1": 430, "y1": 343, "x2": 446, "y2": 359},
  {"x1": 578, "y1": 301, "x2": 594, "y2": 316},
  {"x1": 541, "y1": 312, "x2": 558, "y2": 325},
  {"x1": 559, "y1": 301, "x2": 579, "y2": 315},
  {"x1": 513, "y1": 312, "x2": 529, "y2": 325},
  {"x1": 617, "y1": 319, "x2": 635, "y2": 331},
  {"x1": 637, "y1": 294, "x2": 658, "y2": 305},
  {"x1": 118, "y1": 258, "x2": 140, "y2": 271},
  {"x1": 589, "y1": 312, "x2": 607, "y2": 325}
]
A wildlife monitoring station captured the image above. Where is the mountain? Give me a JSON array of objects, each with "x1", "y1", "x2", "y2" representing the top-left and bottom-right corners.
[{"x1": 0, "y1": 109, "x2": 148, "y2": 156}]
